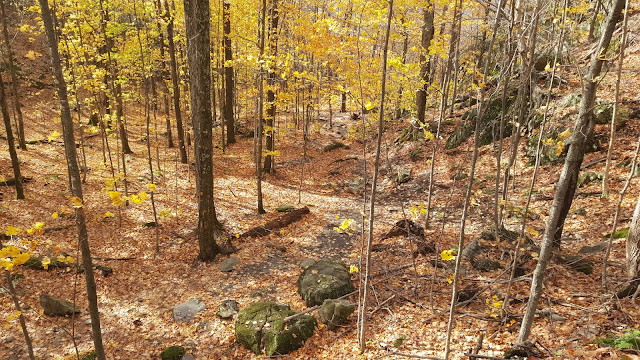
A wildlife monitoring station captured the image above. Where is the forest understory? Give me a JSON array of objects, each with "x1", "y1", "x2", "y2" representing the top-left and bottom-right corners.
[{"x1": 2, "y1": 1, "x2": 640, "y2": 360}]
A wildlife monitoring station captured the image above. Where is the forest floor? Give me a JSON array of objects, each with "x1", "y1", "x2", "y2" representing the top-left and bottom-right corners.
[{"x1": 3, "y1": 12, "x2": 640, "y2": 360}]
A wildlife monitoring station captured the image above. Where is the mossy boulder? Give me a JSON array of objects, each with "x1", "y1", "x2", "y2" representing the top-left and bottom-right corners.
[
  {"x1": 39, "y1": 294, "x2": 80, "y2": 316},
  {"x1": 160, "y1": 345, "x2": 185, "y2": 360},
  {"x1": 445, "y1": 92, "x2": 517, "y2": 150},
  {"x1": 79, "y1": 351, "x2": 96, "y2": 360},
  {"x1": 593, "y1": 102, "x2": 631, "y2": 126},
  {"x1": 578, "y1": 171, "x2": 602, "y2": 188},
  {"x1": 235, "y1": 302, "x2": 317, "y2": 356},
  {"x1": 297, "y1": 258, "x2": 354, "y2": 307},
  {"x1": 319, "y1": 299, "x2": 356, "y2": 330}
]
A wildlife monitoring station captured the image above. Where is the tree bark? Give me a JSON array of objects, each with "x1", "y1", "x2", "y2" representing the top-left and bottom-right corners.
[
  {"x1": 0, "y1": 76, "x2": 24, "y2": 199},
  {"x1": 627, "y1": 192, "x2": 640, "y2": 280},
  {"x1": 184, "y1": 0, "x2": 221, "y2": 262},
  {"x1": 38, "y1": 0, "x2": 106, "y2": 358},
  {"x1": 223, "y1": 0, "x2": 235, "y2": 145},
  {"x1": 163, "y1": 0, "x2": 188, "y2": 163},
  {"x1": 263, "y1": 0, "x2": 279, "y2": 174},
  {"x1": 517, "y1": 0, "x2": 626, "y2": 343},
  {"x1": 415, "y1": 2, "x2": 434, "y2": 127},
  {"x1": 0, "y1": 0, "x2": 26, "y2": 150}
]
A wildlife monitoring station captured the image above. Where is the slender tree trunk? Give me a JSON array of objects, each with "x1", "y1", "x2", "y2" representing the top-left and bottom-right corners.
[
  {"x1": 223, "y1": 0, "x2": 235, "y2": 144},
  {"x1": 602, "y1": 0, "x2": 629, "y2": 197},
  {"x1": 0, "y1": 0, "x2": 26, "y2": 150},
  {"x1": 588, "y1": 0, "x2": 601, "y2": 43},
  {"x1": 38, "y1": 0, "x2": 106, "y2": 358},
  {"x1": 627, "y1": 191, "x2": 640, "y2": 281},
  {"x1": 263, "y1": 0, "x2": 279, "y2": 174},
  {"x1": 184, "y1": 0, "x2": 221, "y2": 261},
  {"x1": 517, "y1": 0, "x2": 626, "y2": 343},
  {"x1": 164, "y1": 0, "x2": 188, "y2": 163},
  {"x1": 6, "y1": 272, "x2": 35, "y2": 360},
  {"x1": 256, "y1": 0, "x2": 267, "y2": 214},
  {"x1": 0, "y1": 76, "x2": 23, "y2": 199},
  {"x1": 415, "y1": 2, "x2": 434, "y2": 127},
  {"x1": 358, "y1": 0, "x2": 393, "y2": 353}
]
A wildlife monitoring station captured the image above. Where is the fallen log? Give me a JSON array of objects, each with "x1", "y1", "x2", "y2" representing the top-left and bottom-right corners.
[{"x1": 239, "y1": 206, "x2": 310, "y2": 239}]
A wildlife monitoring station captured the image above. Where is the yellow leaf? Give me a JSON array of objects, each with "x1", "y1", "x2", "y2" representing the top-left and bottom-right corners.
[
  {"x1": 51, "y1": 212, "x2": 59, "y2": 219},
  {"x1": 48, "y1": 130, "x2": 61, "y2": 142},
  {"x1": 235, "y1": 233, "x2": 240, "y2": 238},
  {"x1": 148, "y1": 183, "x2": 156, "y2": 192},
  {"x1": 441, "y1": 249, "x2": 456, "y2": 261},
  {"x1": 557, "y1": 129, "x2": 572, "y2": 140},
  {"x1": 446, "y1": 274, "x2": 455, "y2": 284},
  {"x1": 41, "y1": 257, "x2": 51, "y2": 270},
  {"x1": 103, "y1": 212, "x2": 114, "y2": 218},
  {"x1": 5, "y1": 226, "x2": 21, "y2": 236},
  {"x1": 525, "y1": 226, "x2": 539, "y2": 236},
  {"x1": 364, "y1": 101, "x2": 374, "y2": 111},
  {"x1": 6, "y1": 311, "x2": 21, "y2": 322},
  {"x1": 544, "y1": 63, "x2": 553, "y2": 72},
  {"x1": 424, "y1": 130, "x2": 434, "y2": 141},
  {"x1": 131, "y1": 195, "x2": 142, "y2": 204},
  {"x1": 71, "y1": 197, "x2": 83, "y2": 208},
  {"x1": 556, "y1": 141, "x2": 563, "y2": 156},
  {"x1": 349, "y1": 265, "x2": 359, "y2": 274}
]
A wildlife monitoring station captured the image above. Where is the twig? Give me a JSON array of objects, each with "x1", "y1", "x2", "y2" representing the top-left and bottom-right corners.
[
  {"x1": 372, "y1": 294, "x2": 396, "y2": 314},
  {"x1": 380, "y1": 351, "x2": 445, "y2": 360},
  {"x1": 463, "y1": 354, "x2": 508, "y2": 360}
]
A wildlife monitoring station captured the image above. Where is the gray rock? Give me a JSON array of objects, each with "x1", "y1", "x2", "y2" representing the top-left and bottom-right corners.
[
  {"x1": 181, "y1": 355, "x2": 195, "y2": 360},
  {"x1": 216, "y1": 299, "x2": 239, "y2": 319},
  {"x1": 5, "y1": 336, "x2": 15, "y2": 343},
  {"x1": 219, "y1": 257, "x2": 240, "y2": 272},
  {"x1": 396, "y1": 168, "x2": 411, "y2": 184},
  {"x1": 39, "y1": 294, "x2": 80, "y2": 316},
  {"x1": 297, "y1": 258, "x2": 354, "y2": 307},
  {"x1": 319, "y1": 299, "x2": 355, "y2": 330},
  {"x1": 578, "y1": 241, "x2": 609, "y2": 254},
  {"x1": 343, "y1": 177, "x2": 366, "y2": 194},
  {"x1": 461, "y1": 238, "x2": 482, "y2": 261},
  {"x1": 172, "y1": 299, "x2": 205, "y2": 323},
  {"x1": 300, "y1": 258, "x2": 316, "y2": 269},
  {"x1": 235, "y1": 302, "x2": 317, "y2": 355},
  {"x1": 471, "y1": 259, "x2": 502, "y2": 272}
]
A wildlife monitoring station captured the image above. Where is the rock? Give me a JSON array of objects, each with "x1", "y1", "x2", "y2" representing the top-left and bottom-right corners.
[
  {"x1": 577, "y1": 171, "x2": 602, "y2": 188},
  {"x1": 554, "y1": 254, "x2": 593, "y2": 275},
  {"x1": 297, "y1": 258, "x2": 355, "y2": 307},
  {"x1": 172, "y1": 299, "x2": 205, "y2": 323},
  {"x1": 216, "y1": 299, "x2": 239, "y2": 319},
  {"x1": 235, "y1": 302, "x2": 317, "y2": 355},
  {"x1": 396, "y1": 168, "x2": 411, "y2": 184},
  {"x1": 456, "y1": 285, "x2": 480, "y2": 304},
  {"x1": 471, "y1": 258, "x2": 502, "y2": 272},
  {"x1": 451, "y1": 172, "x2": 468, "y2": 181},
  {"x1": 445, "y1": 92, "x2": 517, "y2": 149},
  {"x1": 461, "y1": 238, "x2": 482, "y2": 261},
  {"x1": 161, "y1": 346, "x2": 185, "y2": 360},
  {"x1": 300, "y1": 258, "x2": 316, "y2": 270},
  {"x1": 276, "y1": 204, "x2": 295, "y2": 212},
  {"x1": 219, "y1": 257, "x2": 240, "y2": 272},
  {"x1": 324, "y1": 140, "x2": 347, "y2": 152},
  {"x1": 578, "y1": 241, "x2": 609, "y2": 254},
  {"x1": 343, "y1": 177, "x2": 366, "y2": 194},
  {"x1": 39, "y1": 294, "x2": 80, "y2": 316},
  {"x1": 181, "y1": 355, "x2": 195, "y2": 360},
  {"x1": 481, "y1": 225, "x2": 524, "y2": 244},
  {"x1": 413, "y1": 240, "x2": 436, "y2": 257},
  {"x1": 5, "y1": 336, "x2": 15, "y2": 343},
  {"x1": 79, "y1": 352, "x2": 96, "y2": 360},
  {"x1": 382, "y1": 220, "x2": 424, "y2": 240},
  {"x1": 319, "y1": 299, "x2": 355, "y2": 330},
  {"x1": 593, "y1": 102, "x2": 631, "y2": 126}
]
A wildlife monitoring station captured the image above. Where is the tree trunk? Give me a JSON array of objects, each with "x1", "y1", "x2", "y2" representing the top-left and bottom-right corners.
[
  {"x1": 627, "y1": 193, "x2": 640, "y2": 281},
  {"x1": 223, "y1": 0, "x2": 235, "y2": 145},
  {"x1": 255, "y1": 0, "x2": 267, "y2": 214},
  {"x1": 0, "y1": 76, "x2": 24, "y2": 199},
  {"x1": 184, "y1": 0, "x2": 221, "y2": 262},
  {"x1": 164, "y1": 0, "x2": 188, "y2": 163},
  {"x1": 0, "y1": 0, "x2": 26, "y2": 150},
  {"x1": 415, "y1": 2, "x2": 434, "y2": 127},
  {"x1": 38, "y1": 0, "x2": 106, "y2": 358},
  {"x1": 154, "y1": 0, "x2": 174, "y2": 148},
  {"x1": 517, "y1": 0, "x2": 626, "y2": 343},
  {"x1": 263, "y1": 0, "x2": 279, "y2": 174}
]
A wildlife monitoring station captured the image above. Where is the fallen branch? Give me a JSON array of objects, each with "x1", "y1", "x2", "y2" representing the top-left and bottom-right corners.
[{"x1": 239, "y1": 207, "x2": 310, "y2": 239}]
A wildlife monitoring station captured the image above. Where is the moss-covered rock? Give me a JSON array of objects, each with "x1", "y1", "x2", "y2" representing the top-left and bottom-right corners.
[
  {"x1": 297, "y1": 258, "x2": 354, "y2": 307},
  {"x1": 79, "y1": 351, "x2": 96, "y2": 360},
  {"x1": 593, "y1": 102, "x2": 631, "y2": 126},
  {"x1": 235, "y1": 302, "x2": 317, "y2": 356},
  {"x1": 578, "y1": 171, "x2": 602, "y2": 188},
  {"x1": 39, "y1": 294, "x2": 80, "y2": 316},
  {"x1": 319, "y1": 299, "x2": 355, "y2": 330},
  {"x1": 160, "y1": 345, "x2": 185, "y2": 360},
  {"x1": 445, "y1": 92, "x2": 517, "y2": 150}
]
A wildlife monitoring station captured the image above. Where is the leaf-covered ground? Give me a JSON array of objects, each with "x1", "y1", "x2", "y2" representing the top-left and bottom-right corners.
[{"x1": 3, "y1": 11, "x2": 640, "y2": 360}]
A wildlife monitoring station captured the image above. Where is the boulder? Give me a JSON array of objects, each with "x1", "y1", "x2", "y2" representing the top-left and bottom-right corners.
[
  {"x1": 276, "y1": 205, "x2": 295, "y2": 212},
  {"x1": 216, "y1": 300, "x2": 239, "y2": 319},
  {"x1": 396, "y1": 168, "x2": 411, "y2": 184},
  {"x1": 297, "y1": 258, "x2": 354, "y2": 307},
  {"x1": 578, "y1": 241, "x2": 609, "y2": 254},
  {"x1": 471, "y1": 258, "x2": 502, "y2": 272},
  {"x1": 554, "y1": 254, "x2": 593, "y2": 275},
  {"x1": 318, "y1": 299, "x2": 355, "y2": 330},
  {"x1": 300, "y1": 258, "x2": 316, "y2": 270},
  {"x1": 235, "y1": 302, "x2": 317, "y2": 356},
  {"x1": 160, "y1": 346, "x2": 185, "y2": 360},
  {"x1": 172, "y1": 299, "x2": 205, "y2": 323},
  {"x1": 39, "y1": 294, "x2": 80, "y2": 316},
  {"x1": 219, "y1": 257, "x2": 240, "y2": 272}
]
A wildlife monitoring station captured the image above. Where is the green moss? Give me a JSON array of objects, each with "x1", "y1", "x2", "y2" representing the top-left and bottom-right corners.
[
  {"x1": 79, "y1": 351, "x2": 96, "y2": 360},
  {"x1": 161, "y1": 346, "x2": 185, "y2": 360}
]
